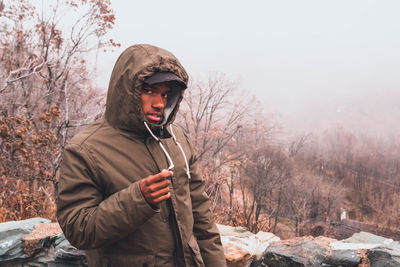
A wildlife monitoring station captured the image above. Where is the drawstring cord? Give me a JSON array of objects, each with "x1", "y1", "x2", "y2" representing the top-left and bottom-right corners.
[
  {"x1": 144, "y1": 121, "x2": 174, "y2": 171},
  {"x1": 143, "y1": 122, "x2": 191, "y2": 179},
  {"x1": 169, "y1": 124, "x2": 191, "y2": 180}
]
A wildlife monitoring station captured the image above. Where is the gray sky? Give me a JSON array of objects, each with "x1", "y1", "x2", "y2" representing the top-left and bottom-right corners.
[{"x1": 94, "y1": 0, "x2": 400, "y2": 134}]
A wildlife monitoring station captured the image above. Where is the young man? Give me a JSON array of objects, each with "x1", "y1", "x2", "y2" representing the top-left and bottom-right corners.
[{"x1": 56, "y1": 44, "x2": 226, "y2": 266}]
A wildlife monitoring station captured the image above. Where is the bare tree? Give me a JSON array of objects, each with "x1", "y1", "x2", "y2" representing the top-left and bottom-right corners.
[
  {"x1": 177, "y1": 72, "x2": 248, "y2": 168},
  {"x1": 0, "y1": 0, "x2": 114, "y2": 221},
  {"x1": 242, "y1": 144, "x2": 291, "y2": 232}
]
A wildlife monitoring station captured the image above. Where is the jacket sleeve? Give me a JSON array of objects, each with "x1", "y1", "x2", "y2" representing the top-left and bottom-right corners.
[
  {"x1": 56, "y1": 143, "x2": 158, "y2": 250},
  {"x1": 184, "y1": 133, "x2": 227, "y2": 266}
]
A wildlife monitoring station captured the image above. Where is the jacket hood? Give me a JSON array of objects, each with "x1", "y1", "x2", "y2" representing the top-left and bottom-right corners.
[{"x1": 105, "y1": 44, "x2": 189, "y2": 135}]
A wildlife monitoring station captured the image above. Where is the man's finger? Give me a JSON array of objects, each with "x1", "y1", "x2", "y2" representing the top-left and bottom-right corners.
[
  {"x1": 153, "y1": 192, "x2": 171, "y2": 204},
  {"x1": 148, "y1": 179, "x2": 170, "y2": 192},
  {"x1": 149, "y1": 187, "x2": 170, "y2": 199},
  {"x1": 146, "y1": 170, "x2": 173, "y2": 184}
]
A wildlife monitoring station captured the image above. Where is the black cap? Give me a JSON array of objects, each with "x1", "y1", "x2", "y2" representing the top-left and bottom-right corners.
[{"x1": 144, "y1": 72, "x2": 187, "y2": 89}]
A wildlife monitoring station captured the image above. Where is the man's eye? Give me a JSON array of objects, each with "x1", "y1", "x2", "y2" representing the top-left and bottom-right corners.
[
  {"x1": 162, "y1": 93, "x2": 168, "y2": 98},
  {"x1": 143, "y1": 89, "x2": 152, "y2": 94}
]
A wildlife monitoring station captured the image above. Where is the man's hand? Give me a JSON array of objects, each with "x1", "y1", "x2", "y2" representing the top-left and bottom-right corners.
[{"x1": 139, "y1": 170, "x2": 172, "y2": 208}]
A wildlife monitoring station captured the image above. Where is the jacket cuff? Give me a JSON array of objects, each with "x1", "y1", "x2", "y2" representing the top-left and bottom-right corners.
[{"x1": 131, "y1": 180, "x2": 160, "y2": 214}]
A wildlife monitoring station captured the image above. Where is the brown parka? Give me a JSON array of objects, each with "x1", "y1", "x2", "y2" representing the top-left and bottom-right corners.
[{"x1": 56, "y1": 44, "x2": 226, "y2": 267}]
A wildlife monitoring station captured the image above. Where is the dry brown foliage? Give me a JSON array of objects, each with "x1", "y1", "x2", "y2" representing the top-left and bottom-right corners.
[
  {"x1": 0, "y1": 0, "x2": 113, "y2": 222},
  {"x1": 0, "y1": 176, "x2": 56, "y2": 222},
  {"x1": 0, "y1": 113, "x2": 60, "y2": 222}
]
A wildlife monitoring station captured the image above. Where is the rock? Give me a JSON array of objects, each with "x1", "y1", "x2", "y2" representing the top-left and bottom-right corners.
[
  {"x1": 224, "y1": 243, "x2": 254, "y2": 267},
  {"x1": 254, "y1": 236, "x2": 332, "y2": 267},
  {"x1": 0, "y1": 217, "x2": 50, "y2": 261},
  {"x1": 330, "y1": 231, "x2": 395, "y2": 251},
  {"x1": 217, "y1": 224, "x2": 255, "y2": 238},
  {"x1": 251, "y1": 231, "x2": 281, "y2": 261},
  {"x1": 22, "y1": 222, "x2": 62, "y2": 257},
  {"x1": 330, "y1": 241, "x2": 382, "y2": 250},
  {"x1": 1, "y1": 219, "x2": 399, "y2": 267},
  {"x1": 326, "y1": 232, "x2": 398, "y2": 266},
  {"x1": 218, "y1": 224, "x2": 280, "y2": 266},
  {"x1": 54, "y1": 234, "x2": 86, "y2": 261},
  {"x1": 343, "y1": 231, "x2": 394, "y2": 245},
  {"x1": 326, "y1": 232, "x2": 400, "y2": 266},
  {"x1": 0, "y1": 219, "x2": 87, "y2": 266},
  {"x1": 255, "y1": 231, "x2": 279, "y2": 243},
  {"x1": 323, "y1": 249, "x2": 361, "y2": 266},
  {"x1": 368, "y1": 241, "x2": 400, "y2": 267},
  {"x1": 330, "y1": 232, "x2": 393, "y2": 252}
]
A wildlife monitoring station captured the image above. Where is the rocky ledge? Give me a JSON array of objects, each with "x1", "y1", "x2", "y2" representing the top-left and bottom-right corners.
[{"x1": 0, "y1": 218, "x2": 399, "y2": 266}]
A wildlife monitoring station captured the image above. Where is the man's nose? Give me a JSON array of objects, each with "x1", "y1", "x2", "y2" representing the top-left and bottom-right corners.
[{"x1": 152, "y1": 94, "x2": 166, "y2": 109}]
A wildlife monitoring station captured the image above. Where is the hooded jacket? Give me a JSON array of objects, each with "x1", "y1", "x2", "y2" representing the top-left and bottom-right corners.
[{"x1": 56, "y1": 44, "x2": 226, "y2": 267}]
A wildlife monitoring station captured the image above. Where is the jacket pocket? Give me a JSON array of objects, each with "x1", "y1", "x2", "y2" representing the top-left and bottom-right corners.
[{"x1": 187, "y1": 235, "x2": 205, "y2": 267}]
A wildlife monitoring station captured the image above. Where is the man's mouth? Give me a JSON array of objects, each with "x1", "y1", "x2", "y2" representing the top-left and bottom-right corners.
[{"x1": 145, "y1": 113, "x2": 163, "y2": 123}]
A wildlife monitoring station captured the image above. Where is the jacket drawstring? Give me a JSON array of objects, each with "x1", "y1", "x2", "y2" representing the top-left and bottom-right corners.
[
  {"x1": 169, "y1": 124, "x2": 191, "y2": 180},
  {"x1": 144, "y1": 122, "x2": 191, "y2": 180},
  {"x1": 144, "y1": 121, "x2": 174, "y2": 171}
]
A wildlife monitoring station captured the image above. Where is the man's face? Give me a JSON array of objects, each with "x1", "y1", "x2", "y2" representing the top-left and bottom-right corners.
[{"x1": 141, "y1": 82, "x2": 170, "y2": 124}]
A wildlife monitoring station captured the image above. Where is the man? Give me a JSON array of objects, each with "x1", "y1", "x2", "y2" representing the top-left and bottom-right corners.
[{"x1": 56, "y1": 44, "x2": 226, "y2": 266}]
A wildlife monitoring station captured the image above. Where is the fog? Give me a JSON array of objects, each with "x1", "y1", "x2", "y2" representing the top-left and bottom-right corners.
[{"x1": 93, "y1": 0, "x2": 400, "y2": 137}]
